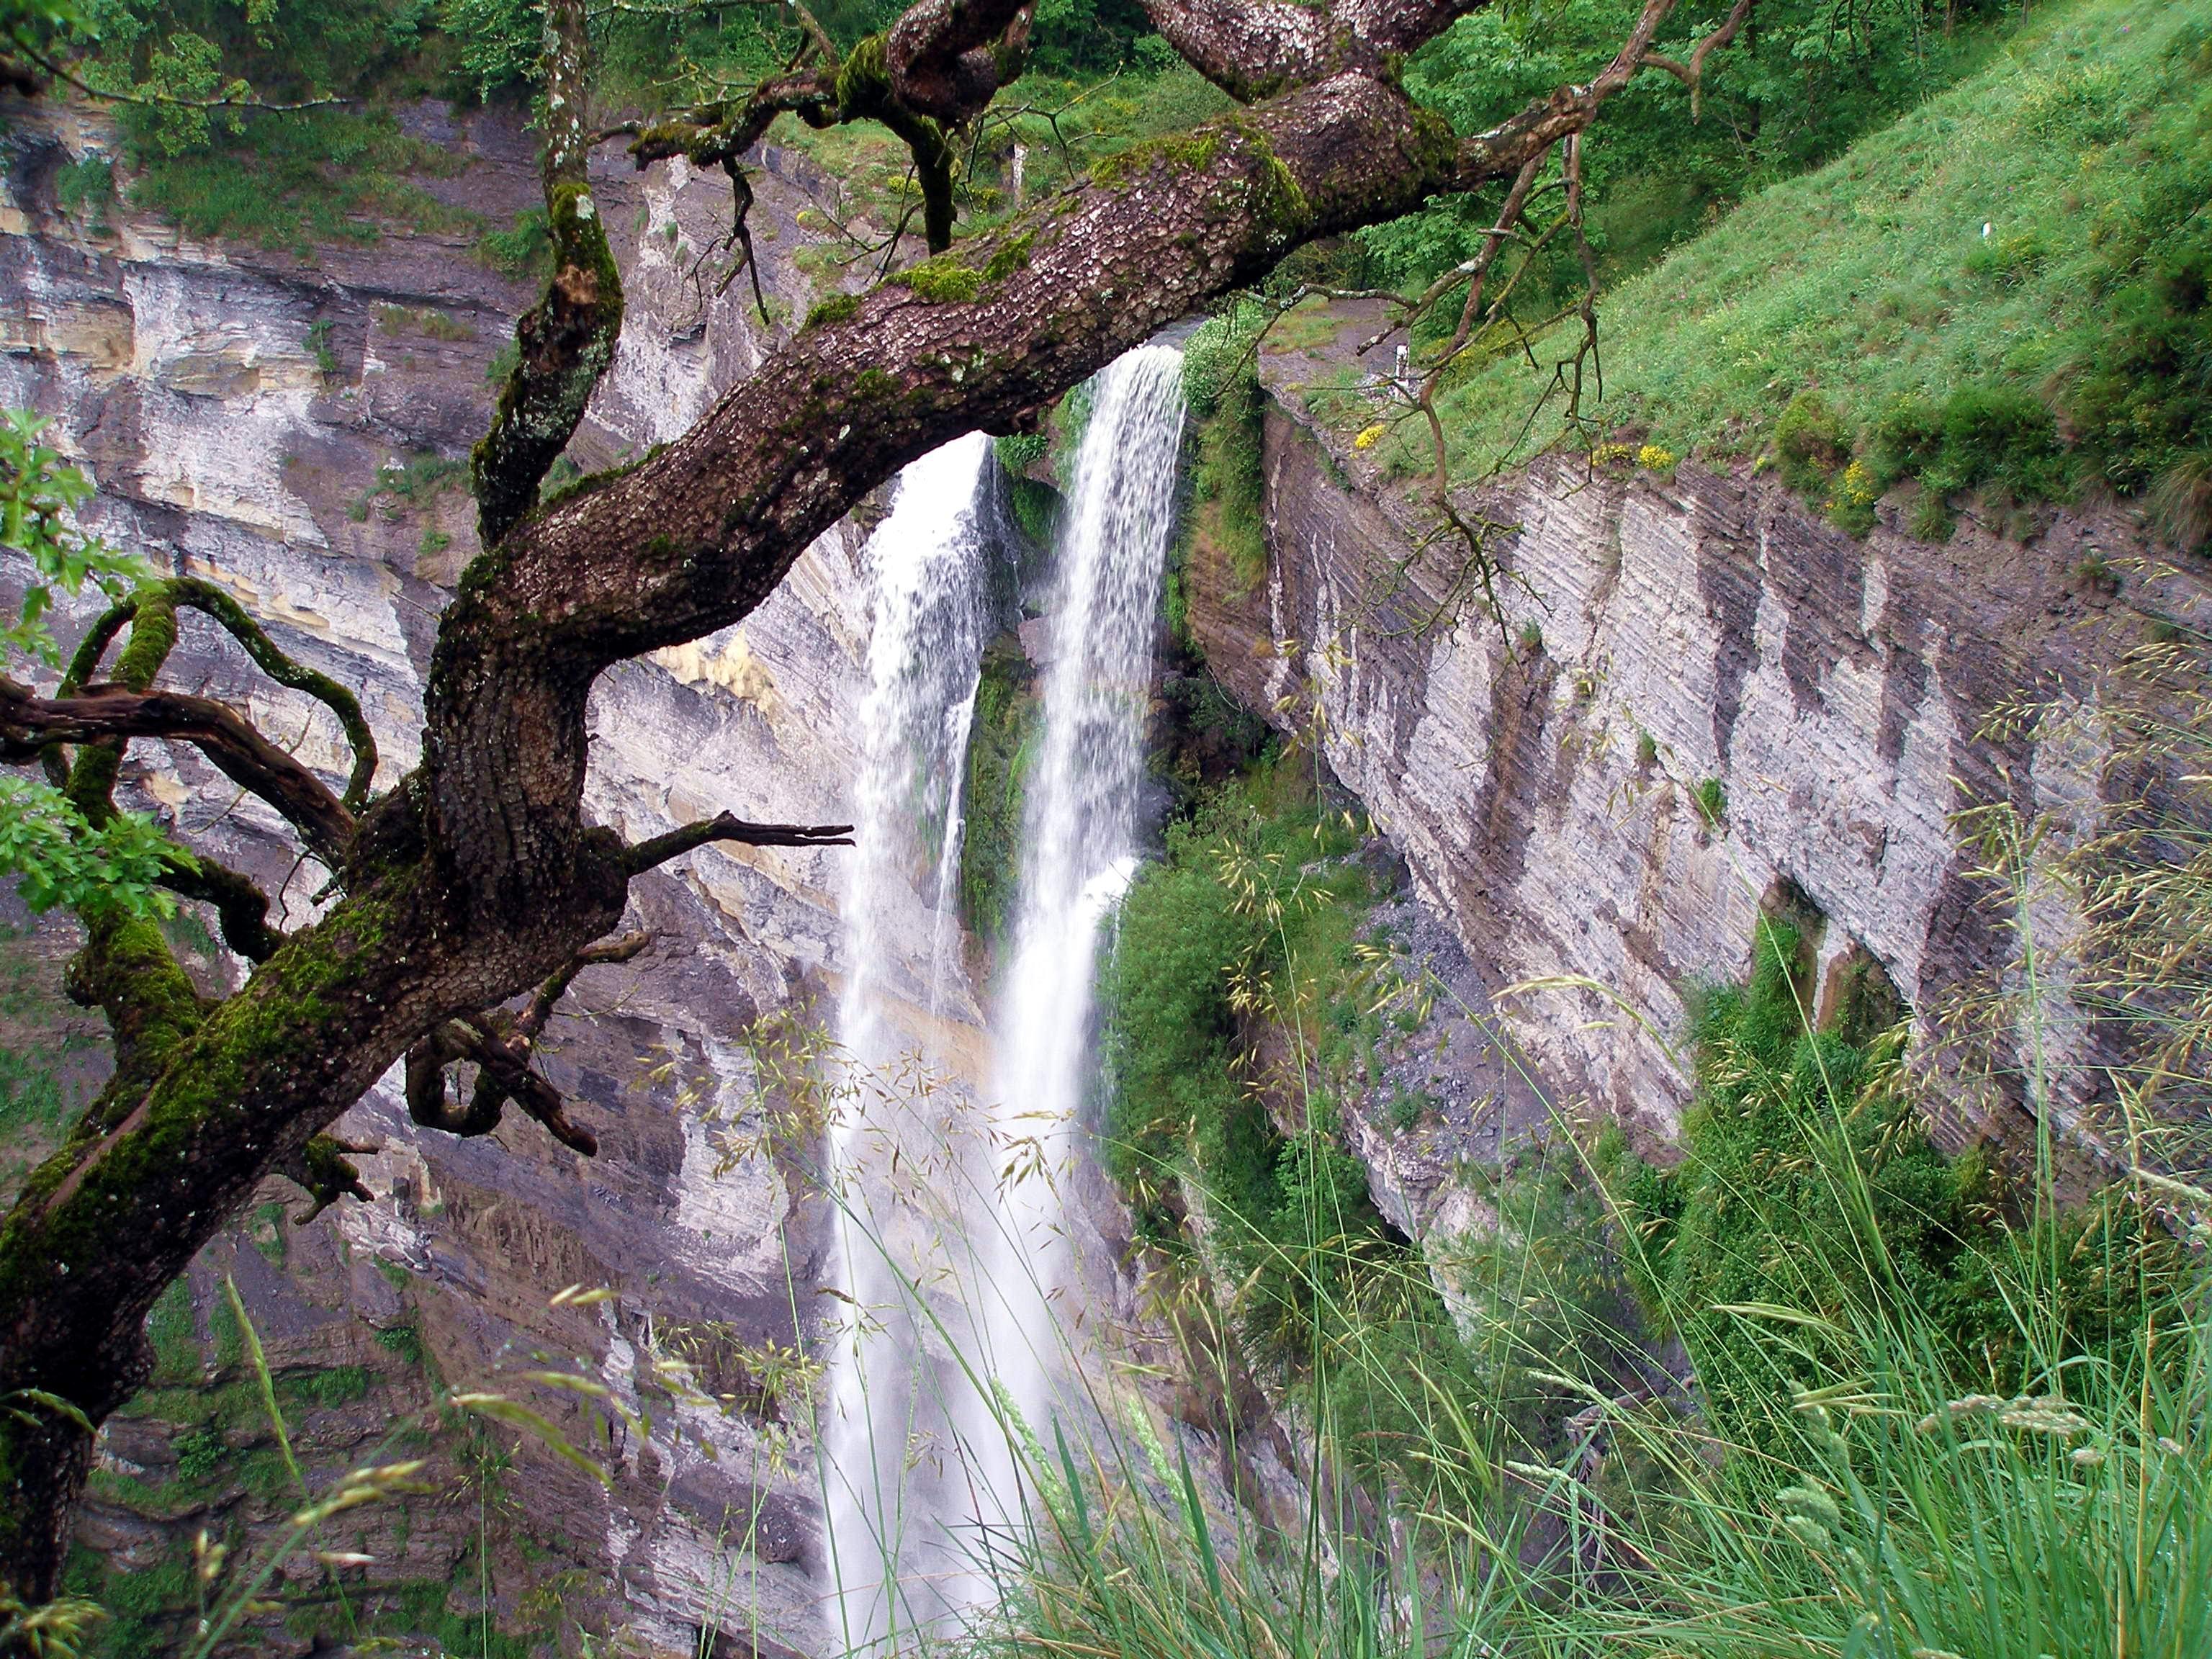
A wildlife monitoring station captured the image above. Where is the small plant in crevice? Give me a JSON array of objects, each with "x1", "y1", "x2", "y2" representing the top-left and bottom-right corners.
[
  {"x1": 2075, "y1": 547, "x2": 2121, "y2": 595},
  {"x1": 248, "y1": 1201, "x2": 287, "y2": 1264},
  {"x1": 372, "y1": 303, "x2": 472, "y2": 342},
  {"x1": 305, "y1": 318, "x2": 340, "y2": 381},
  {"x1": 477, "y1": 208, "x2": 553, "y2": 284},
  {"x1": 1692, "y1": 775, "x2": 1726, "y2": 829},
  {"x1": 484, "y1": 338, "x2": 521, "y2": 389},
  {"x1": 1907, "y1": 480, "x2": 1954, "y2": 541},
  {"x1": 374, "y1": 1319, "x2": 426, "y2": 1369},
  {"x1": 992, "y1": 431, "x2": 1048, "y2": 476},
  {"x1": 1824, "y1": 457, "x2": 1881, "y2": 536},
  {"x1": 54, "y1": 156, "x2": 114, "y2": 231},
  {"x1": 1386, "y1": 1084, "x2": 1432, "y2": 1132},
  {"x1": 171, "y1": 1425, "x2": 226, "y2": 1487},
  {"x1": 348, "y1": 453, "x2": 467, "y2": 523}
]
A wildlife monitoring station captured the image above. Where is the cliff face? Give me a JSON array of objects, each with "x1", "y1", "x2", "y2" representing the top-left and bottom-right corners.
[
  {"x1": 1187, "y1": 329, "x2": 2212, "y2": 1171},
  {"x1": 1, "y1": 98, "x2": 879, "y2": 1656}
]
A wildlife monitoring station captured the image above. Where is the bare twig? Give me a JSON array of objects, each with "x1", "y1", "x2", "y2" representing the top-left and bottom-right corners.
[{"x1": 624, "y1": 811, "x2": 855, "y2": 876}]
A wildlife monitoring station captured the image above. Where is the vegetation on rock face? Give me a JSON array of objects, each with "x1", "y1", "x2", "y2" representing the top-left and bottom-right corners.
[
  {"x1": 6, "y1": 0, "x2": 2209, "y2": 1640},
  {"x1": 1067, "y1": 821, "x2": 2212, "y2": 1659},
  {"x1": 958, "y1": 646, "x2": 1039, "y2": 945},
  {"x1": 1098, "y1": 755, "x2": 1490, "y2": 1405},
  {"x1": 1604, "y1": 920, "x2": 2180, "y2": 1451},
  {"x1": 1179, "y1": 302, "x2": 1271, "y2": 595}
]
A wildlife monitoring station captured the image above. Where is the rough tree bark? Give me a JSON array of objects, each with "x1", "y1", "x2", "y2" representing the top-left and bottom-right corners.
[{"x1": 0, "y1": 0, "x2": 1727, "y2": 1604}]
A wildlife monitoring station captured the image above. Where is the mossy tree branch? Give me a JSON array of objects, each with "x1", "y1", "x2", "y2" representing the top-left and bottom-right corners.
[
  {"x1": 626, "y1": 0, "x2": 1034, "y2": 255},
  {"x1": 404, "y1": 930, "x2": 653, "y2": 1158},
  {"x1": 0, "y1": 680, "x2": 354, "y2": 865}
]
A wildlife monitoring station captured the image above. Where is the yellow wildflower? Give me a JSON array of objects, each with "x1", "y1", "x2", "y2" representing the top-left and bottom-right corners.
[{"x1": 1354, "y1": 423, "x2": 1387, "y2": 451}]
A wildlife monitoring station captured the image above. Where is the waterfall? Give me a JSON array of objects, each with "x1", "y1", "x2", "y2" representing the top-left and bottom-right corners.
[
  {"x1": 822, "y1": 344, "x2": 1187, "y2": 1654},
  {"x1": 962, "y1": 343, "x2": 1188, "y2": 1483},
  {"x1": 824, "y1": 432, "x2": 992, "y2": 1653}
]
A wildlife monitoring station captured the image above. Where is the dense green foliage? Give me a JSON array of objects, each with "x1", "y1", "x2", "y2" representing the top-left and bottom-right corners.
[
  {"x1": 19, "y1": 0, "x2": 1210, "y2": 258},
  {"x1": 1601, "y1": 922, "x2": 1985, "y2": 1433},
  {"x1": 1098, "y1": 759, "x2": 1452, "y2": 1374},
  {"x1": 0, "y1": 414, "x2": 194, "y2": 923},
  {"x1": 124, "y1": 105, "x2": 472, "y2": 253},
  {"x1": 1606, "y1": 919, "x2": 2185, "y2": 1455},
  {"x1": 1178, "y1": 302, "x2": 1269, "y2": 593},
  {"x1": 1027, "y1": 857, "x2": 2212, "y2": 1659}
]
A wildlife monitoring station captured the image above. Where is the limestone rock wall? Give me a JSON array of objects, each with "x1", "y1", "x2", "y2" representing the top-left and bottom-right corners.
[
  {"x1": 1, "y1": 96, "x2": 880, "y2": 1657},
  {"x1": 1187, "y1": 348, "x2": 2212, "y2": 1162}
]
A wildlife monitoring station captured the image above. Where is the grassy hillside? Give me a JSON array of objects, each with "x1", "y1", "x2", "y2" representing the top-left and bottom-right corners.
[{"x1": 1345, "y1": 0, "x2": 2211, "y2": 551}]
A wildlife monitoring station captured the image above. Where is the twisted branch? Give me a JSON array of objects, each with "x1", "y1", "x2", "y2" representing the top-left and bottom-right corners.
[
  {"x1": 471, "y1": 0, "x2": 628, "y2": 548},
  {"x1": 1, "y1": 680, "x2": 354, "y2": 866},
  {"x1": 278, "y1": 1135, "x2": 379, "y2": 1224},
  {"x1": 1337, "y1": 0, "x2": 1758, "y2": 641},
  {"x1": 1639, "y1": 0, "x2": 1755, "y2": 118},
  {"x1": 404, "y1": 930, "x2": 654, "y2": 1158},
  {"x1": 63, "y1": 580, "x2": 378, "y2": 809},
  {"x1": 159, "y1": 856, "x2": 283, "y2": 963}
]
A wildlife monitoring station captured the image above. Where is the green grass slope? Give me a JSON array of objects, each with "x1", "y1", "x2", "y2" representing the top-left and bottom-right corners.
[{"x1": 1403, "y1": 0, "x2": 2212, "y2": 550}]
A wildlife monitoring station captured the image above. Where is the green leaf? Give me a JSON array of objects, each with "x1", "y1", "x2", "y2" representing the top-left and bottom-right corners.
[
  {"x1": 0, "y1": 777, "x2": 192, "y2": 920},
  {"x1": 1, "y1": 408, "x2": 150, "y2": 668}
]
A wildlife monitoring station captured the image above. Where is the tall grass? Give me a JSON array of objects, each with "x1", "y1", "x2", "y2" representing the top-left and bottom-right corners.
[
  {"x1": 955, "y1": 1113, "x2": 2207, "y2": 1659},
  {"x1": 928, "y1": 759, "x2": 2212, "y2": 1659}
]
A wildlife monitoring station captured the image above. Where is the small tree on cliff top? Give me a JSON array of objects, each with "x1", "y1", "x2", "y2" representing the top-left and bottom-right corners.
[{"x1": 0, "y1": 0, "x2": 1750, "y2": 1601}]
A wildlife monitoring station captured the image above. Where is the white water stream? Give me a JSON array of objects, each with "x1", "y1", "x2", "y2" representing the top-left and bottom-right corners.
[
  {"x1": 824, "y1": 433, "x2": 994, "y2": 1653},
  {"x1": 824, "y1": 344, "x2": 1187, "y2": 1653},
  {"x1": 968, "y1": 343, "x2": 1188, "y2": 1475}
]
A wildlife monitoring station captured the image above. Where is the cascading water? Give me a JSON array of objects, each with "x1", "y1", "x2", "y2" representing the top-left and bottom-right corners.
[
  {"x1": 822, "y1": 344, "x2": 1187, "y2": 1655},
  {"x1": 960, "y1": 343, "x2": 1188, "y2": 1487},
  {"x1": 824, "y1": 432, "x2": 993, "y2": 1653}
]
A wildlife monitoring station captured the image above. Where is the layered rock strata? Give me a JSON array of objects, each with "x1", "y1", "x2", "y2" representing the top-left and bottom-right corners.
[{"x1": 1187, "y1": 320, "x2": 2211, "y2": 1172}]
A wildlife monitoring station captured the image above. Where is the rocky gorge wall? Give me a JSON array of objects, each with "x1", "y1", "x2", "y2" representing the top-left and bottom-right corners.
[
  {"x1": 1186, "y1": 315, "x2": 2212, "y2": 1179},
  {"x1": 1, "y1": 96, "x2": 899, "y2": 1657}
]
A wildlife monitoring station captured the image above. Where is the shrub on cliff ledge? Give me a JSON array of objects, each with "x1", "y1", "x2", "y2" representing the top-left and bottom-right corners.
[
  {"x1": 1606, "y1": 918, "x2": 2184, "y2": 1460},
  {"x1": 1099, "y1": 757, "x2": 1407, "y2": 1328}
]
